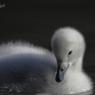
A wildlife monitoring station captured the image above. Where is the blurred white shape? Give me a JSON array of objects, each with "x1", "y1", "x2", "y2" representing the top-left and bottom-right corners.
[{"x1": 0, "y1": 4, "x2": 5, "y2": 8}]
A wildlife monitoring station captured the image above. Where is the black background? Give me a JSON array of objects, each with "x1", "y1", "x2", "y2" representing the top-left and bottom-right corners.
[{"x1": 0, "y1": 0, "x2": 95, "y2": 94}]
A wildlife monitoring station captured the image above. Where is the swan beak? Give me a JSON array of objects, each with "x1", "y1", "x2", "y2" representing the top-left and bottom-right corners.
[{"x1": 56, "y1": 62, "x2": 69, "y2": 82}]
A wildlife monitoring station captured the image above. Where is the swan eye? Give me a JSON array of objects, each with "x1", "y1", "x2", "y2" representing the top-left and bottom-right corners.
[{"x1": 68, "y1": 50, "x2": 72, "y2": 55}]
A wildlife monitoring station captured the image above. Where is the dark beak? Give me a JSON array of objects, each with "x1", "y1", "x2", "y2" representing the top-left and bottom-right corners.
[
  {"x1": 55, "y1": 60, "x2": 69, "y2": 82},
  {"x1": 55, "y1": 64, "x2": 64, "y2": 82}
]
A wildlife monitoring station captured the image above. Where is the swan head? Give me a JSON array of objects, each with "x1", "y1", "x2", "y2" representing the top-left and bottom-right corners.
[{"x1": 51, "y1": 27, "x2": 86, "y2": 82}]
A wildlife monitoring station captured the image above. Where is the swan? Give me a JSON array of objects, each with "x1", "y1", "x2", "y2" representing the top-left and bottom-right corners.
[
  {"x1": 0, "y1": 27, "x2": 93, "y2": 95},
  {"x1": 50, "y1": 27, "x2": 93, "y2": 94}
]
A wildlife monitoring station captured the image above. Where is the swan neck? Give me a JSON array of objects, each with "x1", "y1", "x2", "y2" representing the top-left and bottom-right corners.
[{"x1": 74, "y1": 57, "x2": 83, "y2": 71}]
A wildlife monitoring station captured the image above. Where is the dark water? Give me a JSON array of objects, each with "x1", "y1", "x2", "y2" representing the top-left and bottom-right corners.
[{"x1": 0, "y1": 0, "x2": 95, "y2": 95}]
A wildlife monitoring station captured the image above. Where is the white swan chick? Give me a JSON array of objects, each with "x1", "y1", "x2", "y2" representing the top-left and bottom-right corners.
[{"x1": 51, "y1": 27, "x2": 93, "y2": 94}]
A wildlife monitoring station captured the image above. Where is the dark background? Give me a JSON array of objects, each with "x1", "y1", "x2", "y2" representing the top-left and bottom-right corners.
[{"x1": 0, "y1": 0, "x2": 95, "y2": 94}]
